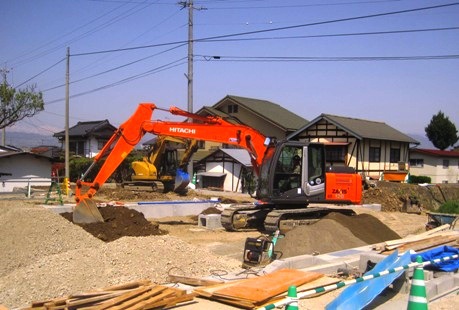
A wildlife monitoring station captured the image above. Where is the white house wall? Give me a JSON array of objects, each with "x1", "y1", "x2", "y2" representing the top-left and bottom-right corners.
[
  {"x1": 86, "y1": 136, "x2": 101, "y2": 158},
  {"x1": 410, "y1": 153, "x2": 459, "y2": 184},
  {"x1": 206, "y1": 162, "x2": 244, "y2": 192},
  {"x1": 0, "y1": 155, "x2": 52, "y2": 192}
]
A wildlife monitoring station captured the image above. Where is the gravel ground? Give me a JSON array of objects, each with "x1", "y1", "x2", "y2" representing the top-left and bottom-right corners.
[{"x1": 0, "y1": 200, "x2": 242, "y2": 309}]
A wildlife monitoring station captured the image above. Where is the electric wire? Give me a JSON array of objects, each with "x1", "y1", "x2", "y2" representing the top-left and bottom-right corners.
[
  {"x1": 70, "y1": 2, "x2": 459, "y2": 56},
  {"x1": 15, "y1": 58, "x2": 65, "y2": 88},
  {"x1": 196, "y1": 54, "x2": 459, "y2": 62},
  {"x1": 44, "y1": 57, "x2": 187, "y2": 105},
  {"x1": 42, "y1": 43, "x2": 187, "y2": 93},
  {"x1": 39, "y1": 25, "x2": 459, "y2": 93}
]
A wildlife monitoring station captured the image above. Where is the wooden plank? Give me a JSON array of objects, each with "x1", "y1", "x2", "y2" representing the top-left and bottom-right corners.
[
  {"x1": 124, "y1": 289, "x2": 175, "y2": 310},
  {"x1": 109, "y1": 286, "x2": 169, "y2": 310},
  {"x1": 383, "y1": 235, "x2": 458, "y2": 255},
  {"x1": 91, "y1": 286, "x2": 151, "y2": 310},
  {"x1": 383, "y1": 224, "x2": 451, "y2": 247},
  {"x1": 168, "y1": 274, "x2": 224, "y2": 286},
  {"x1": 213, "y1": 269, "x2": 323, "y2": 303},
  {"x1": 97, "y1": 280, "x2": 152, "y2": 292},
  {"x1": 385, "y1": 231, "x2": 459, "y2": 250},
  {"x1": 144, "y1": 291, "x2": 197, "y2": 309},
  {"x1": 66, "y1": 291, "x2": 129, "y2": 308}
]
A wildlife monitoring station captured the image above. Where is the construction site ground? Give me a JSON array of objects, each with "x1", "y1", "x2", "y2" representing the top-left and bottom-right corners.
[{"x1": 0, "y1": 182, "x2": 458, "y2": 309}]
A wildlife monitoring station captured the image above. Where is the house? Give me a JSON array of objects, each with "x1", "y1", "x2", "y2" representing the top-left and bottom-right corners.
[
  {"x1": 197, "y1": 95, "x2": 309, "y2": 140},
  {"x1": 54, "y1": 120, "x2": 117, "y2": 158},
  {"x1": 190, "y1": 95, "x2": 309, "y2": 190},
  {"x1": 409, "y1": 148, "x2": 459, "y2": 183},
  {"x1": 0, "y1": 151, "x2": 54, "y2": 192},
  {"x1": 195, "y1": 148, "x2": 253, "y2": 193},
  {"x1": 288, "y1": 114, "x2": 420, "y2": 181},
  {"x1": 193, "y1": 94, "x2": 308, "y2": 165}
]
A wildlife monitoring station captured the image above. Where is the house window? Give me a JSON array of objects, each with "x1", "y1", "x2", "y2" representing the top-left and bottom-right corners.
[
  {"x1": 69, "y1": 141, "x2": 85, "y2": 156},
  {"x1": 98, "y1": 139, "x2": 109, "y2": 150},
  {"x1": 228, "y1": 104, "x2": 238, "y2": 113},
  {"x1": 326, "y1": 146, "x2": 346, "y2": 163},
  {"x1": 390, "y1": 148, "x2": 400, "y2": 163},
  {"x1": 409, "y1": 158, "x2": 424, "y2": 168},
  {"x1": 369, "y1": 147, "x2": 380, "y2": 162},
  {"x1": 443, "y1": 159, "x2": 449, "y2": 168}
]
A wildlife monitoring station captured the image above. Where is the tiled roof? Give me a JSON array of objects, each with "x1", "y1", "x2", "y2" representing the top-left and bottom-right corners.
[
  {"x1": 410, "y1": 148, "x2": 459, "y2": 158},
  {"x1": 214, "y1": 95, "x2": 309, "y2": 130},
  {"x1": 291, "y1": 113, "x2": 419, "y2": 143},
  {"x1": 54, "y1": 120, "x2": 116, "y2": 138}
]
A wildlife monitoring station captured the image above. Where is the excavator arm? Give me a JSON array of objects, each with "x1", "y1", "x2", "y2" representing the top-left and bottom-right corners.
[{"x1": 73, "y1": 102, "x2": 270, "y2": 224}]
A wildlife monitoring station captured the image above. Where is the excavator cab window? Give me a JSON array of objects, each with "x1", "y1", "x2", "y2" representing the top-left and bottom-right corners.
[
  {"x1": 304, "y1": 144, "x2": 326, "y2": 197},
  {"x1": 272, "y1": 145, "x2": 303, "y2": 195}
]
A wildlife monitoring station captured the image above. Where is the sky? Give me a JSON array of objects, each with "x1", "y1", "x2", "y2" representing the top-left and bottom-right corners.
[{"x1": 1, "y1": 0, "x2": 458, "y2": 147}]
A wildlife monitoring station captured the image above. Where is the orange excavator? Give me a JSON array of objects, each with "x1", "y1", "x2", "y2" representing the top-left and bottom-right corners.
[{"x1": 74, "y1": 102, "x2": 362, "y2": 232}]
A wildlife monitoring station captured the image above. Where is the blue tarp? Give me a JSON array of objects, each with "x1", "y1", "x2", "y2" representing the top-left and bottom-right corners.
[
  {"x1": 325, "y1": 250, "x2": 411, "y2": 310},
  {"x1": 411, "y1": 246, "x2": 459, "y2": 272}
]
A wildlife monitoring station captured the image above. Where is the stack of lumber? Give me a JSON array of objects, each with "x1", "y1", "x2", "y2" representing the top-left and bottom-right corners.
[
  {"x1": 374, "y1": 224, "x2": 459, "y2": 255},
  {"x1": 194, "y1": 268, "x2": 339, "y2": 309},
  {"x1": 26, "y1": 280, "x2": 195, "y2": 310}
]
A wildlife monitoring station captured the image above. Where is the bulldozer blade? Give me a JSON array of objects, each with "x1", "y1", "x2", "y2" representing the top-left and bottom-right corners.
[
  {"x1": 73, "y1": 198, "x2": 105, "y2": 224},
  {"x1": 174, "y1": 169, "x2": 190, "y2": 193}
]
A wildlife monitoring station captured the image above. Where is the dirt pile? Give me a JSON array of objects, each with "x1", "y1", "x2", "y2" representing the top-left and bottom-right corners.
[
  {"x1": 274, "y1": 212, "x2": 401, "y2": 258},
  {"x1": 362, "y1": 182, "x2": 459, "y2": 212},
  {"x1": 0, "y1": 201, "x2": 242, "y2": 309},
  {"x1": 61, "y1": 206, "x2": 166, "y2": 242}
]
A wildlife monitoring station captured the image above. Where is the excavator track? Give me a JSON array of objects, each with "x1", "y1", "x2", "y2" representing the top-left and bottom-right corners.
[
  {"x1": 263, "y1": 207, "x2": 357, "y2": 233},
  {"x1": 221, "y1": 204, "x2": 272, "y2": 231}
]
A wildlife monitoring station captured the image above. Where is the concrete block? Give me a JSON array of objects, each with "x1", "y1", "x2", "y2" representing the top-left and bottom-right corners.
[
  {"x1": 358, "y1": 252, "x2": 387, "y2": 273},
  {"x1": 198, "y1": 214, "x2": 223, "y2": 230},
  {"x1": 362, "y1": 204, "x2": 382, "y2": 211}
]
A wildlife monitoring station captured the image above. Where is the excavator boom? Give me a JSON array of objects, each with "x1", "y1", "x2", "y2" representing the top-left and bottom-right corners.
[{"x1": 74, "y1": 102, "x2": 270, "y2": 223}]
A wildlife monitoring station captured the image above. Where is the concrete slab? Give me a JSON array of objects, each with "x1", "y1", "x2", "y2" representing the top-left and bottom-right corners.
[{"x1": 126, "y1": 200, "x2": 217, "y2": 219}]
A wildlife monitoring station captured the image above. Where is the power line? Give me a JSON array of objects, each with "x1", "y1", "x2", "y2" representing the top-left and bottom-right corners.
[
  {"x1": 44, "y1": 57, "x2": 187, "y2": 105},
  {"x1": 42, "y1": 43, "x2": 187, "y2": 92},
  {"x1": 70, "y1": 2, "x2": 459, "y2": 56},
  {"x1": 16, "y1": 58, "x2": 65, "y2": 88},
  {"x1": 197, "y1": 26, "x2": 459, "y2": 42},
  {"x1": 39, "y1": 25, "x2": 459, "y2": 93},
  {"x1": 197, "y1": 54, "x2": 459, "y2": 62},
  {"x1": 201, "y1": 0, "x2": 403, "y2": 10}
]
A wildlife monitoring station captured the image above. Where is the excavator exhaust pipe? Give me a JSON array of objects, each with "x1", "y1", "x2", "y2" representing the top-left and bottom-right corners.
[{"x1": 73, "y1": 198, "x2": 105, "y2": 224}]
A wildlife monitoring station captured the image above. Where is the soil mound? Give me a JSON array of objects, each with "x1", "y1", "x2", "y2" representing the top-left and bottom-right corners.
[
  {"x1": 274, "y1": 212, "x2": 401, "y2": 258},
  {"x1": 323, "y1": 212, "x2": 400, "y2": 244},
  {"x1": 61, "y1": 206, "x2": 166, "y2": 242}
]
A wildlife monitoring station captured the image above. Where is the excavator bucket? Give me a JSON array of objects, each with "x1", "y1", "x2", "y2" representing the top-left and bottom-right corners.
[
  {"x1": 73, "y1": 198, "x2": 105, "y2": 224},
  {"x1": 174, "y1": 169, "x2": 190, "y2": 193}
]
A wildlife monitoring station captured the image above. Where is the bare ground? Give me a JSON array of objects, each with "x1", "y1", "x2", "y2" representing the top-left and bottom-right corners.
[{"x1": 0, "y1": 182, "x2": 458, "y2": 309}]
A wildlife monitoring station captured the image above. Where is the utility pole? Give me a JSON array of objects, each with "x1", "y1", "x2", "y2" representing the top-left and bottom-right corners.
[
  {"x1": 0, "y1": 67, "x2": 11, "y2": 146},
  {"x1": 65, "y1": 47, "x2": 70, "y2": 195},
  {"x1": 187, "y1": 0, "x2": 193, "y2": 114},
  {"x1": 179, "y1": 0, "x2": 205, "y2": 115}
]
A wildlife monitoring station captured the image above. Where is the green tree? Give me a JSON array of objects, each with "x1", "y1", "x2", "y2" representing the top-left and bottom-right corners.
[
  {"x1": 0, "y1": 79, "x2": 44, "y2": 129},
  {"x1": 425, "y1": 111, "x2": 458, "y2": 150}
]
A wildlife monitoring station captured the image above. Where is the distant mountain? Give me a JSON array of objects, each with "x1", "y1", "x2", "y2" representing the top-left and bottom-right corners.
[
  {"x1": 407, "y1": 133, "x2": 436, "y2": 149},
  {"x1": 2, "y1": 131, "x2": 59, "y2": 149}
]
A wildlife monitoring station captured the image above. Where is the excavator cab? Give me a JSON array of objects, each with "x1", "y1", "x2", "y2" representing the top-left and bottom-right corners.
[
  {"x1": 259, "y1": 142, "x2": 325, "y2": 202},
  {"x1": 257, "y1": 141, "x2": 360, "y2": 205}
]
